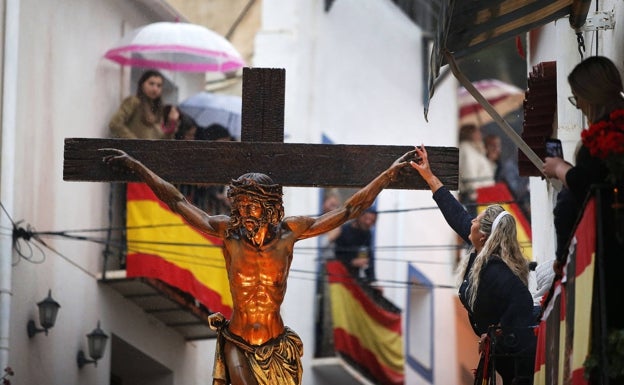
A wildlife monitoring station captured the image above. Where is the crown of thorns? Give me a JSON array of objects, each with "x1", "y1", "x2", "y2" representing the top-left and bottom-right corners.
[{"x1": 228, "y1": 177, "x2": 283, "y2": 201}]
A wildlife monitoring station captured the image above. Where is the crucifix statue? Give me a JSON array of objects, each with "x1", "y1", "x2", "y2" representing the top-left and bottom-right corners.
[{"x1": 64, "y1": 68, "x2": 457, "y2": 385}]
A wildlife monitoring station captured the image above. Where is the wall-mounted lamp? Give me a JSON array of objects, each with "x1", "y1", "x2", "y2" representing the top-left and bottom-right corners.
[
  {"x1": 27, "y1": 289, "x2": 60, "y2": 338},
  {"x1": 77, "y1": 321, "x2": 109, "y2": 368}
]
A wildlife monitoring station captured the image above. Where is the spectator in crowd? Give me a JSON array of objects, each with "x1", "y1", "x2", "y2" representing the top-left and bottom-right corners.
[
  {"x1": 319, "y1": 190, "x2": 342, "y2": 260},
  {"x1": 163, "y1": 105, "x2": 199, "y2": 140},
  {"x1": 108, "y1": 70, "x2": 176, "y2": 270},
  {"x1": 410, "y1": 144, "x2": 536, "y2": 385},
  {"x1": 170, "y1": 121, "x2": 233, "y2": 214},
  {"x1": 196, "y1": 123, "x2": 235, "y2": 142},
  {"x1": 169, "y1": 110, "x2": 204, "y2": 203},
  {"x1": 194, "y1": 123, "x2": 234, "y2": 214},
  {"x1": 542, "y1": 56, "x2": 624, "y2": 273},
  {"x1": 334, "y1": 208, "x2": 379, "y2": 287},
  {"x1": 543, "y1": 56, "x2": 624, "y2": 345},
  {"x1": 109, "y1": 69, "x2": 175, "y2": 139},
  {"x1": 314, "y1": 189, "x2": 343, "y2": 357},
  {"x1": 484, "y1": 134, "x2": 531, "y2": 219},
  {"x1": 458, "y1": 124, "x2": 496, "y2": 217}
]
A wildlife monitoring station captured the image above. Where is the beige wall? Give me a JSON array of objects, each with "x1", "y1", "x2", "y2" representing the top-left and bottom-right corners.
[
  {"x1": 5, "y1": 1, "x2": 216, "y2": 384},
  {"x1": 167, "y1": 0, "x2": 262, "y2": 95}
]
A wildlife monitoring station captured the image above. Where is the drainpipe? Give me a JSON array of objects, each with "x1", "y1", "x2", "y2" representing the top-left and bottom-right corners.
[{"x1": 0, "y1": 0, "x2": 20, "y2": 372}]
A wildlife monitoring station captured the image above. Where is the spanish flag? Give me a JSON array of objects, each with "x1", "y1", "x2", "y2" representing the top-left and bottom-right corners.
[
  {"x1": 125, "y1": 182, "x2": 232, "y2": 317},
  {"x1": 327, "y1": 260, "x2": 404, "y2": 385},
  {"x1": 533, "y1": 198, "x2": 595, "y2": 385},
  {"x1": 477, "y1": 182, "x2": 533, "y2": 259}
]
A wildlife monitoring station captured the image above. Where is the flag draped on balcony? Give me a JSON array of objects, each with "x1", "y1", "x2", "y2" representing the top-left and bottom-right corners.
[
  {"x1": 533, "y1": 198, "x2": 595, "y2": 385},
  {"x1": 327, "y1": 260, "x2": 404, "y2": 385},
  {"x1": 125, "y1": 182, "x2": 233, "y2": 317}
]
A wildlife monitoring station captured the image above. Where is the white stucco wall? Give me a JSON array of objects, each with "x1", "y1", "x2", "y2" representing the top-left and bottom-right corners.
[{"x1": 5, "y1": 1, "x2": 213, "y2": 384}]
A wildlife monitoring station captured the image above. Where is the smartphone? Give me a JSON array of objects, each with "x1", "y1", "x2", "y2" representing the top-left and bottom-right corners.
[{"x1": 545, "y1": 138, "x2": 563, "y2": 158}]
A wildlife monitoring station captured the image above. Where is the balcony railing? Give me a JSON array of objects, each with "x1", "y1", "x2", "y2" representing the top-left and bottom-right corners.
[
  {"x1": 99, "y1": 182, "x2": 231, "y2": 340},
  {"x1": 535, "y1": 184, "x2": 624, "y2": 385}
]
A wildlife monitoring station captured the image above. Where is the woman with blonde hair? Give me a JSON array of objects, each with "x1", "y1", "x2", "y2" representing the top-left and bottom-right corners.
[{"x1": 410, "y1": 145, "x2": 536, "y2": 385}]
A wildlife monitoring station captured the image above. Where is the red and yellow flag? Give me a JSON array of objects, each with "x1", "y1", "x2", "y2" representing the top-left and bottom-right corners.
[
  {"x1": 534, "y1": 198, "x2": 595, "y2": 385},
  {"x1": 477, "y1": 182, "x2": 533, "y2": 259},
  {"x1": 327, "y1": 260, "x2": 404, "y2": 385},
  {"x1": 125, "y1": 182, "x2": 232, "y2": 317}
]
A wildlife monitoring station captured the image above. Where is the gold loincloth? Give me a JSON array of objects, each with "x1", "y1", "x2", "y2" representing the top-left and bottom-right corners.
[{"x1": 209, "y1": 313, "x2": 303, "y2": 385}]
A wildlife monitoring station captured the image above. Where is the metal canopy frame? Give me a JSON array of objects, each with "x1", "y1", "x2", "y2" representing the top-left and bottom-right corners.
[
  {"x1": 426, "y1": 0, "x2": 574, "y2": 111},
  {"x1": 418, "y1": 0, "x2": 587, "y2": 187}
]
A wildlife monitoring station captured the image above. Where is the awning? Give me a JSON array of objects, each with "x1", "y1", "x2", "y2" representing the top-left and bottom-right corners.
[
  {"x1": 425, "y1": 0, "x2": 574, "y2": 117},
  {"x1": 415, "y1": 0, "x2": 583, "y2": 185},
  {"x1": 329, "y1": 0, "x2": 591, "y2": 180}
]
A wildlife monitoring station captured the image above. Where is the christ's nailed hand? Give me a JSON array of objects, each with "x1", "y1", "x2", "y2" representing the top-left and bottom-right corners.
[{"x1": 99, "y1": 148, "x2": 133, "y2": 171}]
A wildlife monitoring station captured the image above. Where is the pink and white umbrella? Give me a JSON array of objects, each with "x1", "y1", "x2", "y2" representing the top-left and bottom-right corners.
[
  {"x1": 458, "y1": 79, "x2": 525, "y2": 126},
  {"x1": 104, "y1": 22, "x2": 245, "y2": 73}
]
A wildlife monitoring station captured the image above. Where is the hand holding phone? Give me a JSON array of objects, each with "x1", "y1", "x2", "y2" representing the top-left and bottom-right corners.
[{"x1": 545, "y1": 138, "x2": 563, "y2": 158}]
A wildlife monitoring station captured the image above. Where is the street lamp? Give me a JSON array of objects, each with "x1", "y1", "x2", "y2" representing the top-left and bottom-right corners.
[
  {"x1": 77, "y1": 321, "x2": 109, "y2": 368},
  {"x1": 27, "y1": 289, "x2": 60, "y2": 338}
]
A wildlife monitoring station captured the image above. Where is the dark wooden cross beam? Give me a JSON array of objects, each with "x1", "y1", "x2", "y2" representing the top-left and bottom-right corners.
[{"x1": 64, "y1": 68, "x2": 458, "y2": 190}]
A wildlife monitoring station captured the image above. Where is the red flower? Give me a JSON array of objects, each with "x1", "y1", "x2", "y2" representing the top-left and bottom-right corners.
[{"x1": 582, "y1": 109, "x2": 624, "y2": 184}]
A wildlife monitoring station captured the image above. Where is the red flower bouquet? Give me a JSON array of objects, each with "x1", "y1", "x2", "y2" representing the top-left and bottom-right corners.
[{"x1": 581, "y1": 109, "x2": 624, "y2": 184}]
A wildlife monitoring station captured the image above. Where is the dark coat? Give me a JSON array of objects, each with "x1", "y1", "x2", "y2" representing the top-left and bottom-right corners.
[
  {"x1": 433, "y1": 186, "x2": 535, "y2": 337},
  {"x1": 334, "y1": 222, "x2": 376, "y2": 282},
  {"x1": 554, "y1": 143, "x2": 609, "y2": 262},
  {"x1": 432, "y1": 186, "x2": 536, "y2": 384}
]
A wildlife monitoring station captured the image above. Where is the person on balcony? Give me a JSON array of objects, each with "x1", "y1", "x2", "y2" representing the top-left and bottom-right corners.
[
  {"x1": 458, "y1": 123, "x2": 496, "y2": 217},
  {"x1": 410, "y1": 144, "x2": 536, "y2": 385},
  {"x1": 542, "y1": 56, "x2": 624, "y2": 275},
  {"x1": 101, "y1": 147, "x2": 418, "y2": 385},
  {"x1": 109, "y1": 69, "x2": 175, "y2": 140},
  {"x1": 333, "y1": 208, "x2": 381, "y2": 293},
  {"x1": 484, "y1": 133, "x2": 531, "y2": 220},
  {"x1": 542, "y1": 57, "x2": 624, "y2": 354}
]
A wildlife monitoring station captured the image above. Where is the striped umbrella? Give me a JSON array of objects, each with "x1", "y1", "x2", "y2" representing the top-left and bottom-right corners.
[
  {"x1": 458, "y1": 79, "x2": 525, "y2": 127},
  {"x1": 104, "y1": 22, "x2": 244, "y2": 73}
]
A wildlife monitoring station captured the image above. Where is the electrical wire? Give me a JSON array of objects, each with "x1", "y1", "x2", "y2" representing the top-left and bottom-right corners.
[{"x1": 1, "y1": 198, "x2": 535, "y2": 289}]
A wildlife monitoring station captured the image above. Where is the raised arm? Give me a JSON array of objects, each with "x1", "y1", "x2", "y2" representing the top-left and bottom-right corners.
[
  {"x1": 295, "y1": 149, "x2": 418, "y2": 239},
  {"x1": 409, "y1": 145, "x2": 472, "y2": 243},
  {"x1": 100, "y1": 148, "x2": 227, "y2": 237}
]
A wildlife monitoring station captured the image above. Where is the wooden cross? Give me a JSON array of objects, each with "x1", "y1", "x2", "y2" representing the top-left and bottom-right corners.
[{"x1": 64, "y1": 68, "x2": 457, "y2": 190}]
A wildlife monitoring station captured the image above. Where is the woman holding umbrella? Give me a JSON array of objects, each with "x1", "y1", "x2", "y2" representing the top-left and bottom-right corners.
[{"x1": 109, "y1": 69, "x2": 177, "y2": 139}]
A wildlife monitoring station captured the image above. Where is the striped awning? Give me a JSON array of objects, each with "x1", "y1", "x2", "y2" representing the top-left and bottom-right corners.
[{"x1": 424, "y1": 0, "x2": 574, "y2": 117}]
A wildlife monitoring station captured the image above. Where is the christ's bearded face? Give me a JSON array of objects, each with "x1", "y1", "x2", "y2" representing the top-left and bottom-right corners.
[{"x1": 234, "y1": 196, "x2": 269, "y2": 240}]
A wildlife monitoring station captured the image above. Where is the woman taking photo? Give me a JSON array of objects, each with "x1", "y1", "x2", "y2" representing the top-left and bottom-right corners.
[{"x1": 410, "y1": 145, "x2": 536, "y2": 385}]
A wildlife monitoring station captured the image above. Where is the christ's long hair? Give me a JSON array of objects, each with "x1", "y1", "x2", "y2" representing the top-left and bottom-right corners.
[{"x1": 226, "y1": 173, "x2": 284, "y2": 238}]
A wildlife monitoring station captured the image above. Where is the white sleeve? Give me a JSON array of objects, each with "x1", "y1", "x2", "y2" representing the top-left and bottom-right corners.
[{"x1": 532, "y1": 259, "x2": 556, "y2": 302}]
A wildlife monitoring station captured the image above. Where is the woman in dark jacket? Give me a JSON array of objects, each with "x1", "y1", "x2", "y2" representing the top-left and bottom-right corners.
[
  {"x1": 410, "y1": 145, "x2": 536, "y2": 385},
  {"x1": 543, "y1": 56, "x2": 624, "y2": 270}
]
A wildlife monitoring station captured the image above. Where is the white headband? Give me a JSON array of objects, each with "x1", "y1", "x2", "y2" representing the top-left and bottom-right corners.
[{"x1": 491, "y1": 211, "x2": 511, "y2": 233}]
